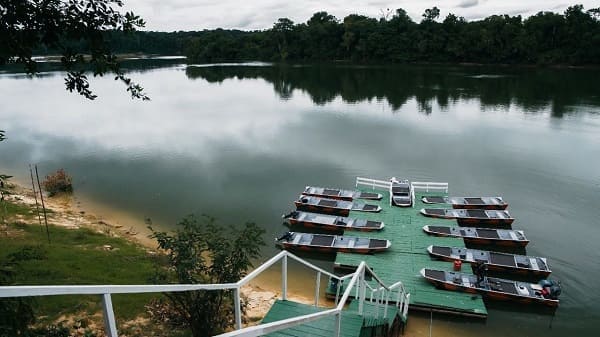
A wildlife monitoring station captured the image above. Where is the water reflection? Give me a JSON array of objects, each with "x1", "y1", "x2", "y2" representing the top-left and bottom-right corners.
[
  {"x1": 1, "y1": 62, "x2": 600, "y2": 336},
  {"x1": 186, "y1": 64, "x2": 600, "y2": 117}
]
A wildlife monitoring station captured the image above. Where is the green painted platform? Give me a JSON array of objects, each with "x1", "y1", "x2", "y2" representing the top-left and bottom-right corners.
[
  {"x1": 262, "y1": 300, "x2": 400, "y2": 337},
  {"x1": 333, "y1": 187, "x2": 488, "y2": 317}
]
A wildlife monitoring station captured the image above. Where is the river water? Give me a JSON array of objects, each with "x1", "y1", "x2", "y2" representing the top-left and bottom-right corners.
[{"x1": 1, "y1": 60, "x2": 599, "y2": 336}]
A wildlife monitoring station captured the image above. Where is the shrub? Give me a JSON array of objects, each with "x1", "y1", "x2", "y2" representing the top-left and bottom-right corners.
[{"x1": 42, "y1": 169, "x2": 73, "y2": 196}]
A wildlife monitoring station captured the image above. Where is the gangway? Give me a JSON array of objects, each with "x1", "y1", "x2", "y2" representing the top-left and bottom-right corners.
[{"x1": 0, "y1": 250, "x2": 409, "y2": 337}]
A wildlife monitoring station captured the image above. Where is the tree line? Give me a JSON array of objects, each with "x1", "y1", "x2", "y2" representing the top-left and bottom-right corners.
[{"x1": 128, "y1": 5, "x2": 599, "y2": 65}]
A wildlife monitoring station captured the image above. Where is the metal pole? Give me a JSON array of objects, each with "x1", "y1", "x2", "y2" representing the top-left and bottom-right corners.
[
  {"x1": 333, "y1": 312, "x2": 341, "y2": 337},
  {"x1": 335, "y1": 279, "x2": 341, "y2": 305},
  {"x1": 34, "y1": 165, "x2": 50, "y2": 244},
  {"x1": 358, "y1": 268, "x2": 366, "y2": 315},
  {"x1": 315, "y1": 272, "x2": 321, "y2": 307},
  {"x1": 234, "y1": 287, "x2": 242, "y2": 329},
  {"x1": 28, "y1": 164, "x2": 43, "y2": 231},
  {"x1": 383, "y1": 291, "x2": 390, "y2": 318},
  {"x1": 282, "y1": 255, "x2": 287, "y2": 300},
  {"x1": 101, "y1": 294, "x2": 118, "y2": 337}
]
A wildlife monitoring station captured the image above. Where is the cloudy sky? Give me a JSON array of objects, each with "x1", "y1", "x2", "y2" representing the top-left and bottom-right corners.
[{"x1": 123, "y1": 0, "x2": 597, "y2": 32}]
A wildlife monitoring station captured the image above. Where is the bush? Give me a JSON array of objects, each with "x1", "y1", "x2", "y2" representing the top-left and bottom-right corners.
[{"x1": 42, "y1": 169, "x2": 73, "y2": 196}]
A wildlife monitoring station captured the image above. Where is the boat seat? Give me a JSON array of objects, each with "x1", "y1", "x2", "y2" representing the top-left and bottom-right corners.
[
  {"x1": 292, "y1": 235, "x2": 302, "y2": 244},
  {"x1": 347, "y1": 240, "x2": 355, "y2": 248},
  {"x1": 477, "y1": 229, "x2": 500, "y2": 239},
  {"x1": 429, "y1": 226, "x2": 452, "y2": 234},
  {"x1": 369, "y1": 239, "x2": 387, "y2": 248},
  {"x1": 311, "y1": 235, "x2": 335, "y2": 246}
]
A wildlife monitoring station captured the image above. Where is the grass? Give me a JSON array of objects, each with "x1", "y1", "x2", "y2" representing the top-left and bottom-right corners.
[{"x1": 1, "y1": 200, "x2": 159, "y2": 324}]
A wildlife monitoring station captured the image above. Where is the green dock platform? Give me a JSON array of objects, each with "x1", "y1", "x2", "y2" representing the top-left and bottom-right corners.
[
  {"x1": 263, "y1": 300, "x2": 402, "y2": 337},
  {"x1": 333, "y1": 187, "x2": 488, "y2": 317}
]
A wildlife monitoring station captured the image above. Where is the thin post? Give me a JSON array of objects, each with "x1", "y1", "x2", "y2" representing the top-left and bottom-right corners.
[
  {"x1": 28, "y1": 164, "x2": 43, "y2": 231},
  {"x1": 281, "y1": 254, "x2": 287, "y2": 300},
  {"x1": 34, "y1": 165, "x2": 50, "y2": 244},
  {"x1": 333, "y1": 312, "x2": 341, "y2": 337},
  {"x1": 101, "y1": 294, "x2": 118, "y2": 337},
  {"x1": 335, "y1": 279, "x2": 342, "y2": 305},
  {"x1": 358, "y1": 268, "x2": 366, "y2": 315},
  {"x1": 383, "y1": 291, "x2": 390, "y2": 318},
  {"x1": 314, "y1": 272, "x2": 321, "y2": 307},
  {"x1": 234, "y1": 287, "x2": 242, "y2": 329}
]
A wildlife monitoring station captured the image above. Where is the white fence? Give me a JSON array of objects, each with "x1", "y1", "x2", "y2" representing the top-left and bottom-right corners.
[
  {"x1": 411, "y1": 182, "x2": 449, "y2": 193},
  {"x1": 355, "y1": 177, "x2": 391, "y2": 190},
  {"x1": 0, "y1": 250, "x2": 409, "y2": 337}
]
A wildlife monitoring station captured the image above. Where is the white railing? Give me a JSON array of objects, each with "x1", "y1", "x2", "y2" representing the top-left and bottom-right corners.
[
  {"x1": 355, "y1": 177, "x2": 390, "y2": 190},
  {"x1": 411, "y1": 181, "x2": 449, "y2": 193},
  {"x1": 0, "y1": 250, "x2": 409, "y2": 337}
]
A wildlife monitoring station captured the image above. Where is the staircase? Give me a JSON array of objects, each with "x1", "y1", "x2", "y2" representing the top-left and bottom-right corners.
[{"x1": 0, "y1": 250, "x2": 409, "y2": 337}]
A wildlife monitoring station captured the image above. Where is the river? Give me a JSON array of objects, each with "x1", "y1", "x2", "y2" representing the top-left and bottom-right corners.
[{"x1": 1, "y1": 60, "x2": 599, "y2": 336}]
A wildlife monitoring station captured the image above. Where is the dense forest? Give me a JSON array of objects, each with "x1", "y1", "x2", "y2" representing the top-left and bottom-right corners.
[{"x1": 34, "y1": 5, "x2": 600, "y2": 65}]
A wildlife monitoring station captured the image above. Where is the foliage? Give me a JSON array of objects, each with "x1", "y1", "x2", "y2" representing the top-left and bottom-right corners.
[
  {"x1": 0, "y1": 0, "x2": 148, "y2": 100},
  {"x1": 42, "y1": 169, "x2": 73, "y2": 196},
  {"x1": 177, "y1": 5, "x2": 600, "y2": 65},
  {"x1": 0, "y1": 246, "x2": 47, "y2": 337},
  {"x1": 149, "y1": 215, "x2": 265, "y2": 337}
]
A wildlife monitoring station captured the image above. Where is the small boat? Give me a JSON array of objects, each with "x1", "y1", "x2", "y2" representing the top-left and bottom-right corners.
[
  {"x1": 295, "y1": 196, "x2": 381, "y2": 216},
  {"x1": 302, "y1": 186, "x2": 382, "y2": 201},
  {"x1": 283, "y1": 211, "x2": 384, "y2": 231},
  {"x1": 423, "y1": 225, "x2": 529, "y2": 247},
  {"x1": 427, "y1": 245, "x2": 551, "y2": 277},
  {"x1": 420, "y1": 268, "x2": 560, "y2": 307},
  {"x1": 390, "y1": 177, "x2": 412, "y2": 207},
  {"x1": 276, "y1": 232, "x2": 390, "y2": 254},
  {"x1": 421, "y1": 196, "x2": 508, "y2": 210},
  {"x1": 420, "y1": 208, "x2": 514, "y2": 226}
]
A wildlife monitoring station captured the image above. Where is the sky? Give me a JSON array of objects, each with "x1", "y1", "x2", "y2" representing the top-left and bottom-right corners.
[{"x1": 122, "y1": 0, "x2": 598, "y2": 32}]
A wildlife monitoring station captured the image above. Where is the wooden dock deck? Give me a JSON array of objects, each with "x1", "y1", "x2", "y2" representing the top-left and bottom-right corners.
[
  {"x1": 333, "y1": 187, "x2": 488, "y2": 317},
  {"x1": 262, "y1": 300, "x2": 401, "y2": 337}
]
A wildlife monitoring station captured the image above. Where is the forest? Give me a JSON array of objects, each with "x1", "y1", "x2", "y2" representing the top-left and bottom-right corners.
[{"x1": 35, "y1": 5, "x2": 600, "y2": 65}]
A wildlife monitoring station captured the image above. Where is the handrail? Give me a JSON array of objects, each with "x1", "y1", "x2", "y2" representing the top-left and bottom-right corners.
[
  {"x1": 356, "y1": 177, "x2": 390, "y2": 190},
  {"x1": 0, "y1": 251, "x2": 409, "y2": 337},
  {"x1": 412, "y1": 181, "x2": 449, "y2": 193}
]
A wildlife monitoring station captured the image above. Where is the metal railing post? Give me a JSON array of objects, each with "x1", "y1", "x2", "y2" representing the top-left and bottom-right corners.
[
  {"x1": 335, "y1": 279, "x2": 342, "y2": 305},
  {"x1": 282, "y1": 255, "x2": 287, "y2": 300},
  {"x1": 358, "y1": 268, "x2": 366, "y2": 315},
  {"x1": 315, "y1": 272, "x2": 321, "y2": 307},
  {"x1": 383, "y1": 291, "x2": 390, "y2": 318},
  {"x1": 101, "y1": 294, "x2": 118, "y2": 337},
  {"x1": 333, "y1": 312, "x2": 341, "y2": 337},
  {"x1": 234, "y1": 287, "x2": 242, "y2": 329}
]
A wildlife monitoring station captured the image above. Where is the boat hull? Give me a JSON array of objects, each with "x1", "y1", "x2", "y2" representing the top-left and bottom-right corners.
[
  {"x1": 287, "y1": 218, "x2": 383, "y2": 232},
  {"x1": 427, "y1": 246, "x2": 551, "y2": 278},
  {"x1": 279, "y1": 242, "x2": 386, "y2": 254},
  {"x1": 295, "y1": 201, "x2": 350, "y2": 216},
  {"x1": 423, "y1": 276, "x2": 558, "y2": 307},
  {"x1": 423, "y1": 226, "x2": 529, "y2": 247},
  {"x1": 422, "y1": 196, "x2": 508, "y2": 210},
  {"x1": 420, "y1": 208, "x2": 515, "y2": 226}
]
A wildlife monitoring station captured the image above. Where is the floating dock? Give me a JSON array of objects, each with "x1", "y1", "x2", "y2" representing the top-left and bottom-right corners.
[
  {"x1": 332, "y1": 179, "x2": 488, "y2": 317},
  {"x1": 263, "y1": 299, "x2": 403, "y2": 337}
]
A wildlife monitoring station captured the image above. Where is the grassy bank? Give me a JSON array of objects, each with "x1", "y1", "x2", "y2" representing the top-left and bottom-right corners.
[{"x1": 1, "y1": 196, "x2": 159, "y2": 326}]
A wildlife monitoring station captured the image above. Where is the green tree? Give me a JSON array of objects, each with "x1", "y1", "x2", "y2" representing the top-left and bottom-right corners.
[
  {"x1": 149, "y1": 215, "x2": 265, "y2": 337},
  {"x1": 0, "y1": 247, "x2": 47, "y2": 336},
  {"x1": 0, "y1": 0, "x2": 147, "y2": 100}
]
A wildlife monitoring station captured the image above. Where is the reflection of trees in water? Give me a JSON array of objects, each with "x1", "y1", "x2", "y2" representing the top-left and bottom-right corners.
[{"x1": 185, "y1": 64, "x2": 600, "y2": 117}]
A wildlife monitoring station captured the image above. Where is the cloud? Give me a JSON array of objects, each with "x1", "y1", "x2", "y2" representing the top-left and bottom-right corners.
[{"x1": 457, "y1": 0, "x2": 479, "y2": 8}]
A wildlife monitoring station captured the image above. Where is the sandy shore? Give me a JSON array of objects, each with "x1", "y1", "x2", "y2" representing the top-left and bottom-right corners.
[{"x1": 2, "y1": 182, "x2": 314, "y2": 323}]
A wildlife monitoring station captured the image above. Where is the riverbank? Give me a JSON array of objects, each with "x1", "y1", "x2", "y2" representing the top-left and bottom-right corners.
[{"x1": 0, "y1": 183, "x2": 312, "y2": 335}]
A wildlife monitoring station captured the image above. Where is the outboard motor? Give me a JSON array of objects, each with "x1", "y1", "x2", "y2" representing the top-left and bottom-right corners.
[
  {"x1": 282, "y1": 211, "x2": 298, "y2": 219},
  {"x1": 539, "y1": 279, "x2": 561, "y2": 299},
  {"x1": 276, "y1": 231, "x2": 293, "y2": 242}
]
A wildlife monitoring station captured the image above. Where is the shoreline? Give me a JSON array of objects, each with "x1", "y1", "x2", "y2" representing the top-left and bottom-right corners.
[{"x1": 3, "y1": 181, "x2": 315, "y2": 322}]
